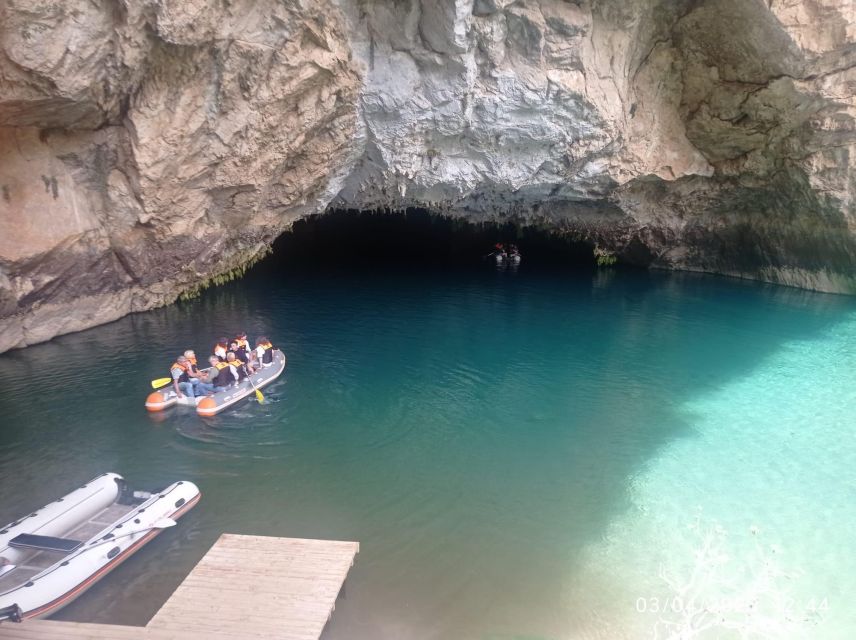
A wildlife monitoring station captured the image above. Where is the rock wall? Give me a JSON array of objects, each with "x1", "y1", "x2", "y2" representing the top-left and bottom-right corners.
[
  {"x1": 1, "y1": 0, "x2": 854, "y2": 351},
  {"x1": 0, "y1": 0, "x2": 361, "y2": 352},
  {"x1": 333, "y1": 0, "x2": 856, "y2": 289}
]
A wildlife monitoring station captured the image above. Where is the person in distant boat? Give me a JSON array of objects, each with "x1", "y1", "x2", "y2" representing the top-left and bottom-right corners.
[
  {"x1": 208, "y1": 355, "x2": 240, "y2": 388},
  {"x1": 255, "y1": 336, "x2": 276, "y2": 366},
  {"x1": 226, "y1": 350, "x2": 254, "y2": 380},
  {"x1": 214, "y1": 337, "x2": 229, "y2": 362}
]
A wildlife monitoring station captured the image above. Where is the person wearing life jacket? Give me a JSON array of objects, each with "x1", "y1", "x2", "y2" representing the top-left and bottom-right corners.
[
  {"x1": 183, "y1": 350, "x2": 201, "y2": 383},
  {"x1": 229, "y1": 341, "x2": 254, "y2": 371},
  {"x1": 207, "y1": 355, "x2": 240, "y2": 388},
  {"x1": 183, "y1": 349, "x2": 199, "y2": 370},
  {"x1": 172, "y1": 354, "x2": 214, "y2": 399},
  {"x1": 255, "y1": 336, "x2": 276, "y2": 366},
  {"x1": 235, "y1": 332, "x2": 250, "y2": 351},
  {"x1": 214, "y1": 337, "x2": 229, "y2": 362},
  {"x1": 234, "y1": 332, "x2": 255, "y2": 366},
  {"x1": 182, "y1": 350, "x2": 214, "y2": 394},
  {"x1": 171, "y1": 355, "x2": 192, "y2": 399},
  {"x1": 226, "y1": 351, "x2": 253, "y2": 380},
  {"x1": 171, "y1": 355, "x2": 195, "y2": 399}
]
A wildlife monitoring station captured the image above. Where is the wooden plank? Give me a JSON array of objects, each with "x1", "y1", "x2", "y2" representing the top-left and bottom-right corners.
[
  {"x1": 0, "y1": 535, "x2": 357, "y2": 640},
  {"x1": 0, "y1": 621, "x2": 146, "y2": 639},
  {"x1": 148, "y1": 534, "x2": 358, "y2": 640},
  {"x1": 0, "y1": 621, "x2": 240, "y2": 640}
]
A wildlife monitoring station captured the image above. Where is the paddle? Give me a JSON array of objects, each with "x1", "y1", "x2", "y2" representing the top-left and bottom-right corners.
[
  {"x1": 248, "y1": 376, "x2": 264, "y2": 403},
  {"x1": 151, "y1": 377, "x2": 172, "y2": 389},
  {"x1": 79, "y1": 517, "x2": 178, "y2": 553},
  {"x1": 106, "y1": 517, "x2": 176, "y2": 540},
  {"x1": 152, "y1": 517, "x2": 177, "y2": 529}
]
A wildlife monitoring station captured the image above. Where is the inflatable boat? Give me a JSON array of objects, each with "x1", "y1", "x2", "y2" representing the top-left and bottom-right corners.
[
  {"x1": 144, "y1": 388, "x2": 199, "y2": 412},
  {"x1": 491, "y1": 252, "x2": 522, "y2": 266},
  {"x1": 196, "y1": 349, "x2": 287, "y2": 417},
  {"x1": 0, "y1": 473, "x2": 200, "y2": 622},
  {"x1": 145, "y1": 350, "x2": 286, "y2": 416}
]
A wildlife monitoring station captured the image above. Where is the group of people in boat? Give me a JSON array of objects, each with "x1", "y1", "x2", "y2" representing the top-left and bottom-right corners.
[
  {"x1": 492, "y1": 243, "x2": 521, "y2": 261},
  {"x1": 170, "y1": 332, "x2": 276, "y2": 400}
]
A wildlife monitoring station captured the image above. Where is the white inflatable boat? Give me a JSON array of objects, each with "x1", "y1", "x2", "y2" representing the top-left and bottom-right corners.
[{"x1": 0, "y1": 473, "x2": 200, "y2": 622}]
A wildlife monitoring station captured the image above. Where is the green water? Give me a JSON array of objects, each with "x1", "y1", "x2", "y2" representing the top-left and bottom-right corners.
[{"x1": 0, "y1": 265, "x2": 854, "y2": 639}]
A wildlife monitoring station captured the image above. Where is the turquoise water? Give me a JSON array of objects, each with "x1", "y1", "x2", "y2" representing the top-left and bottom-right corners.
[{"x1": 0, "y1": 264, "x2": 854, "y2": 639}]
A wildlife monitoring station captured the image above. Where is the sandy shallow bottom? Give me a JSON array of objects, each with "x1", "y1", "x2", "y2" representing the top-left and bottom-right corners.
[{"x1": 570, "y1": 313, "x2": 856, "y2": 639}]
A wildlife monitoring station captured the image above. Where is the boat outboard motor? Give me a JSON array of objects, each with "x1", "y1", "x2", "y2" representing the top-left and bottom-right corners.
[{"x1": 0, "y1": 603, "x2": 23, "y2": 623}]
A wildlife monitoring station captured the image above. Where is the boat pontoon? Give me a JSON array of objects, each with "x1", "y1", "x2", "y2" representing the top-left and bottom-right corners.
[{"x1": 0, "y1": 473, "x2": 200, "y2": 622}]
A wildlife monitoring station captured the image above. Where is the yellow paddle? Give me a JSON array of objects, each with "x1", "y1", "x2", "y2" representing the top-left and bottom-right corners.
[
  {"x1": 248, "y1": 376, "x2": 264, "y2": 403},
  {"x1": 151, "y1": 377, "x2": 172, "y2": 389}
]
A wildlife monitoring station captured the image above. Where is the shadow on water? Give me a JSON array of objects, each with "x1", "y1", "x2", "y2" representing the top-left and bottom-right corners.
[{"x1": 0, "y1": 212, "x2": 853, "y2": 637}]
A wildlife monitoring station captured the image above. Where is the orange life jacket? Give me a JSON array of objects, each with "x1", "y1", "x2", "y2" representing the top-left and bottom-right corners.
[{"x1": 171, "y1": 362, "x2": 190, "y2": 383}]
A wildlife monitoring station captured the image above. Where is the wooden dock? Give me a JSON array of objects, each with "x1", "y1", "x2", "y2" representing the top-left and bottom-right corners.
[{"x1": 0, "y1": 534, "x2": 359, "y2": 640}]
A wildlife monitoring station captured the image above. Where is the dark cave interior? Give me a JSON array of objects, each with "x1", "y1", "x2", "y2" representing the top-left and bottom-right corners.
[{"x1": 266, "y1": 209, "x2": 600, "y2": 268}]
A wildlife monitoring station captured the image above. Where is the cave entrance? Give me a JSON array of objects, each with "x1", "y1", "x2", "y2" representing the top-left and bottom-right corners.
[{"x1": 266, "y1": 209, "x2": 597, "y2": 268}]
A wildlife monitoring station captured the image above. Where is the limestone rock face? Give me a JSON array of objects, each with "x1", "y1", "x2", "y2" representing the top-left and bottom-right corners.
[
  {"x1": 333, "y1": 0, "x2": 856, "y2": 292},
  {"x1": 0, "y1": 0, "x2": 361, "y2": 352},
  {"x1": 1, "y1": 0, "x2": 854, "y2": 351},
  {"x1": 334, "y1": 0, "x2": 713, "y2": 208}
]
